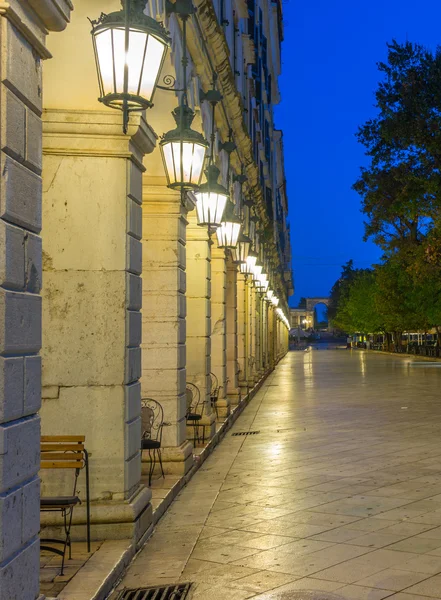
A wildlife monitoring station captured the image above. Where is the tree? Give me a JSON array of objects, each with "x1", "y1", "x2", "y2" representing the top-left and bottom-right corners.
[
  {"x1": 333, "y1": 270, "x2": 382, "y2": 335},
  {"x1": 374, "y1": 254, "x2": 433, "y2": 352},
  {"x1": 328, "y1": 260, "x2": 359, "y2": 324},
  {"x1": 297, "y1": 297, "x2": 307, "y2": 309},
  {"x1": 354, "y1": 40, "x2": 441, "y2": 255}
]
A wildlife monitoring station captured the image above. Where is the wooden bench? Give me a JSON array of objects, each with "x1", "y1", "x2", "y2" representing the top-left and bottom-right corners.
[{"x1": 40, "y1": 435, "x2": 91, "y2": 574}]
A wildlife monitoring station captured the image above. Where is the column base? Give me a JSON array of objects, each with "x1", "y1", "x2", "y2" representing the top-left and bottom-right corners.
[
  {"x1": 186, "y1": 411, "x2": 216, "y2": 445},
  {"x1": 40, "y1": 485, "x2": 152, "y2": 543},
  {"x1": 228, "y1": 388, "x2": 242, "y2": 407},
  {"x1": 239, "y1": 381, "x2": 249, "y2": 398},
  {"x1": 216, "y1": 397, "x2": 231, "y2": 418},
  {"x1": 142, "y1": 440, "x2": 194, "y2": 477}
]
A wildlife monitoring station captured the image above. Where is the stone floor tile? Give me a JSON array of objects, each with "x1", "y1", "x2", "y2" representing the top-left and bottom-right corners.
[
  {"x1": 396, "y1": 553, "x2": 441, "y2": 575},
  {"x1": 347, "y1": 532, "x2": 406, "y2": 548},
  {"x1": 233, "y1": 544, "x2": 371, "y2": 577},
  {"x1": 198, "y1": 526, "x2": 230, "y2": 540},
  {"x1": 191, "y1": 540, "x2": 262, "y2": 564},
  {"x1": 355, "y1": 568, "x2": 430, "y2": 591},
  {"x1": 415, "y1": 526, "x2": 441, "y2": 540},
  {"x1": 309, "y1": 496, "x2": 413, "y2": 518},
  {"x1": 251, "y1": 578, "x2": 345, "y2": 598},
  {"x1": 336, "y1": 584, "x2": 396, "y2": 600},
  {"x1": 271, "y1": 539, "x2": 335, "y2": 556},
  {"x1": 179, "y1": 558, "x2": 259, "y2": 585},
  {"x1": 236, "y1": 534, "x2": 299, "y2": 550},
  {"x1": 410, "y1": 511, "x2": 441, "y2": 525},
  {"x1": 186, "y1": 583, "x2": 255, "y2": 599},
  {"x1": 265, "y1": 577, "x2": 345, "y2": 592},
  {"x1": 338, "y1": 519, "x2": 399, "y2": 533},
  {"x1": 229, "y1": 570, "x2": 299, "y2": 593},
  {"x1": 239, "y1": 520, "x2": 333, "y2": 538},
  {"x1": 379, "y1": 522, "x2": 437, "y2": 537},
  {"x1": 390, "y1": 594, "x2": 441, "y2": 600},
  {"x1": 309, "y1": 527, "x2": 367, "y2": 544},
  {"x1": 279, "y1": 511, "x2": 362, "y2": 528},
  {"x1": 387, "y1": 537, "x2": 441, "y2": 554},
  {"x1": 314, "y1": 550, "x2": 420, "y2": 584},
  {"x1": 404, "y1": 573, "x2": 441, "y2": 597}
]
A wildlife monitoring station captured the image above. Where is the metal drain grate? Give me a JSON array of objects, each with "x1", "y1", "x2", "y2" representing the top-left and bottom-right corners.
[
  {"x1": 232, "y1": 431, "x2": 260, "y2": 436},
  {"x1": 114, "y1": 583, "x2": 192, "y2": 600}
]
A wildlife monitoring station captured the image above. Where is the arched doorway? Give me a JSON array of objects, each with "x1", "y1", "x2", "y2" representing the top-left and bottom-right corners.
[{"x1": 313, "y1": 302, "x2": 329, "y2": 330}]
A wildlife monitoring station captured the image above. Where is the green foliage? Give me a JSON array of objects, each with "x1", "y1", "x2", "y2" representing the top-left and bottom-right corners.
[
  {"x1": 328, "y1": 260, "x2": 361, "y2": 324},
  {"x1": 338, "y1": 39, "x2": 441, "y2": 339},
  {"x1": 297, "y1": 297, "x2": 307, "y2": 309},
  {"x1": 354, "y1": 40, "x2": 441, "y2": 254},
  {"x1": 333, "y1": 270, "x2": 382, "y2": 334}
]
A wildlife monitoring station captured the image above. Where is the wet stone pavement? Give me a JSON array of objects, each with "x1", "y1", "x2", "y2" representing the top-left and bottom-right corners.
[{"x1": 116, "y1": 350, "x2": 441, "y2": 599}]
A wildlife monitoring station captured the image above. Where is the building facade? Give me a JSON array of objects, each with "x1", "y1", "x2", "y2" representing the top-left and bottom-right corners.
[
  {"x1": 290, "y1": 308, "x2": 314, "y2": 331},
  {"x1": 0, "y1": 0, "x2": 292, "y2": 597}
]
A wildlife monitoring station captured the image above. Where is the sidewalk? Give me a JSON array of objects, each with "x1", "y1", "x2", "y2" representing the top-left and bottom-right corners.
[
  {"x1": 42, "y1": 372, "x2": 270, "y2": 600},
  {"x1": 112, "y1": 350, "x2": 441, "y2": 599}
]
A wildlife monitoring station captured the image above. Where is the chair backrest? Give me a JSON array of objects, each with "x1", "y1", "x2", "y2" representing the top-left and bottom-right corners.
[
  {"x1": 186, "y1": 382, "x2": 202, "y2": 415},
  {"x1": 209, "y1": 372, "x2": 219, "y2": 396},
  {"x1": 40, "y1": 436, "x2": 86, "y2": 496},
  {"x1": 141, "y1": 398, "x2": 164, "y2": 443}
]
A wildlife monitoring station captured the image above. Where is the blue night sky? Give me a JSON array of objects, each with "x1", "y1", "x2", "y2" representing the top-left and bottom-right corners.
[{"x1": 275, "y1": 0, "x2": 441, "y2": 307}]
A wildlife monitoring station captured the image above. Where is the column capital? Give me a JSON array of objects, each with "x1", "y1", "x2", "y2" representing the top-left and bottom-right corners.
[
  {"x1": 142, "y1": 184, "x2": 190, "y2": 214},
  {"x1": 211, "y1": 238, "x2": 227, "y2": 259},
  {"x1": 43, "y1": 109, "x2": 156, "y2": 170},
  {"x1": 28, "y1": 0, "x2": 73, "y2": 32},
  {"x1": 187, "y1": 213, "x2": 211, "y2": 241},
  {"x1": 0, "y1": 0, "x2": 72, "y2": 59}
]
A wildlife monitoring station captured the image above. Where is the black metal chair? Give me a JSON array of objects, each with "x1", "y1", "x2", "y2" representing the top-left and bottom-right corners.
[
  {"x1": 186, "y1": 383, "x2": 205, "y2": 446},
  {"x1": 40, "y1": 436, "x2": 91, "y2": 575},
  {"x1": 141, "y1": 398, "x2": 166, "y2": 486},
  {"x1": 209, "y1": 372, "x2": 220, "y2": 418}
]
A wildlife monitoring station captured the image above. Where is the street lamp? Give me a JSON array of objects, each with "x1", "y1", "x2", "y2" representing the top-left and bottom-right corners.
[
  {"x1": 90, "y1": 0, "x2": 170, "y2": 132},
  {"x1": 231, "y1": 233, "x2": 251, "y2": 264},
  {"x1": 160, "y1": 102, "x2": 209, "y2": 190},
  {"x1": 240, "y1": 247, "x2": 257, "y2": 275},
  {"x1": 216, "y1": 199, "x2": 242, "y2": 248},
  {"x1": 194, "y1": 165, "x2": 228, "y2": 228},
  {"x1": 252, "y1": 261, "x2": 263, "y2": 285}
]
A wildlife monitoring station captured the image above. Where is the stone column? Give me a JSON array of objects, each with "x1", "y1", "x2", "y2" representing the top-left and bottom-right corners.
[
  {"x1": 186, "y1": 214, "x2": 215, "y2": 441},
  {"x1": 268, "y1": 304, "x2": 275, "y2": 370},
  {"x1": 40, "y1": 110, "x2": 155, "y2": 541},
  {"x1": 210, "y1": 240, "x2": 230, "y2": 418},
  {"x1": 237, "y1": 273, "x2": 248, "y2": 397},
  {"x1": 0, "y1": 2, "x2": 71, "y2": 598},
  {"x1": 262, "y1": 298, "x2": 268, "y2": 373},
  {"x1": 141, "y1": 185, "x2": 193, "y2": 475},
  {"x1": 248, "y1": 284, "x2": 257, "y2": 387},
  {"x1": 226, "y1": 257, "x2": 241, "y2": 405},
  {"x1": 255, "y1": 291, "x2": 261, "y2": 375}
]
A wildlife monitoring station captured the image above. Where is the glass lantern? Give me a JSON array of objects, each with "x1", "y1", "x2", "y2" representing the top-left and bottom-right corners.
[
  {"x1": 90, "y1": 0, "x2": 170, "y2": 112},
  {"x1": 160, "y1": 102, "x2": 209, "y2": 190},
  {"x1": 194, "y1": 165, "x2": 228, "y2": 227},
  {"x1": 231, "y1": 233, "x2": 252, "y2": 264},
  {"x1": 216, "y1": 200, "x2": 242, "y2": 248}
]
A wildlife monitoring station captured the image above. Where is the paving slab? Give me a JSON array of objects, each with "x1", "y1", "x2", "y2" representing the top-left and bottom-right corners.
[{"x1": 115, "y1": 350, "x2": 441, "y2": 599}]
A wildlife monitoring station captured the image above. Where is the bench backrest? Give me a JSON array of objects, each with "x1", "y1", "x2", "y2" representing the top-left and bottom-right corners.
[{"x1": 40, "y1": 435, "x2": 86, "y2": 471}]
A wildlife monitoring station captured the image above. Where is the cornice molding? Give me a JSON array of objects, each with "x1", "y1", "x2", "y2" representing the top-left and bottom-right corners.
[
  {"x1": 43, "y1": 109, "x2": 156, "y2": 171},
  {"x1": 185, "y1": 0, "x2": 288, "y2": 300},
  {"x1": 28, "y1": 0, "x2": 72, "y2": 32}
]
